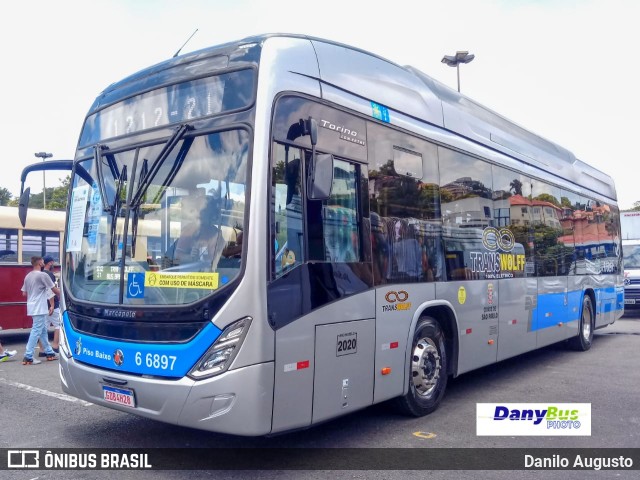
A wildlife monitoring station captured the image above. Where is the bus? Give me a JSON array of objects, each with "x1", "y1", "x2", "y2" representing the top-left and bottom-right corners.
[
  {"x1": 0, "y1": 206, "x2": 65, "y2": 330},
  {"x1": 19, "y1": 34, "x2": 623, "y2": 436}
]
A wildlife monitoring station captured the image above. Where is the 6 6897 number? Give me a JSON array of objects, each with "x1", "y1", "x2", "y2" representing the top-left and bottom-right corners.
[{"x1": 135, "y1": 352, "x2": 177, "y2": 371}]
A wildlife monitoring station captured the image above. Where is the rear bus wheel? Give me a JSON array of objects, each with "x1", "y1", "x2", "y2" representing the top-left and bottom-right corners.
[
  {"x1": 568, "y1": 295, "x2": 594, "y2": 351},
  {"x1": 395, "y1": 316, "x2": 448, "y2": 417}
]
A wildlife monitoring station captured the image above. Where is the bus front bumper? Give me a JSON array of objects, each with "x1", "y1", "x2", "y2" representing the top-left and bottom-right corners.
[{"x1": 59, "y1": 355, "x2": 274, "y2": 436}]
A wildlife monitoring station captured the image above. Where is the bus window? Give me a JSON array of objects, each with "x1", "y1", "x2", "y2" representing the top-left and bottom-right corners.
[
  {"x1": 66, "y1": 130, "x2": 249, "y2": 305},
  {"x1": 272, "y1": 143, "x2": 304, "y2": 277},
  {"x1": 439, "y1": 147, "x2": 493, "y2": 281},
  {"x1": 0, "y1": 228, "x2": 18, "y2": 262},
  {"x1": 22, "y1": 230, "x2": 60, "y2": 263},
  {"x1": 367, "y1": 122, "x2": 441, "y2": 284},
  {"x1": 491, "y1": 165, "x2": 534, "y2": 277},
  {"x1": 531, "y1": 180, "x2": 569, "y2": 276},
  {"x1": 321, "y1": 160, "x2": 360, "y2": 263}
]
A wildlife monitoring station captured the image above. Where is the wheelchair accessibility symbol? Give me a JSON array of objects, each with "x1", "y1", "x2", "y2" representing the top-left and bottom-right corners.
[{"x1": 127, "y1": 272, "x2": 145, "y2": 298}]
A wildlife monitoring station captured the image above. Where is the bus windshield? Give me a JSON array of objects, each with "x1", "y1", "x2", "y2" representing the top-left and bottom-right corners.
[{"x1": 65, "y1": 129, "x2": 249, "y2": 306}]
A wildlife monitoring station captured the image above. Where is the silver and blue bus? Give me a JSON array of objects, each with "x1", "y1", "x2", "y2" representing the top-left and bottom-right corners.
[{"x1": 20, "y1": 34, "x2": 623, "y2": 435}]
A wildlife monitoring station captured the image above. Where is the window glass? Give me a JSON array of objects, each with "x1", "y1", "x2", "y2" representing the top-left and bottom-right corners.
[
  {"x1": 22, "y1": 230, "x2": 60, "y2": 263},
  {"x1": 323, "y1": 160, "x2": 360, "y2": 263},
  {"x1": 393, "y1": 147, "x2": 423, "y2": 179},
  {"x1": 439, "y1": 148, "x2": 493, "y2": 280},
  {"x1": 561, "y1": 190, "x2": 585, "y2": 275},
  {"x1": 0, "y1": 228, "x2": 18, "y2": 262},
  {"x1": 367, "y1": 122, "x2": 441, "y2": 283},
  {"x1": 271, "y1": 142, "x2": 362, "y2": 277},
  {"x1": 597, "y1": 201, "x2": 621, "y2": 274},
  {"x1": 272, "y1": 143, "x2": 305, "y2": 278},
  {"x1": 491, "y1": 166, "x2": 534, "y2": 278},
  {"x1": 66, "y1": 130, "x2": 249, "y2": 305},
  {"x1": 530, "y1": 179, "x2": 570, "y2": 276}
]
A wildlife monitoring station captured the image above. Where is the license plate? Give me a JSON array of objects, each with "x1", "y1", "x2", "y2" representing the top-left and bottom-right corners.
[
  {"x1": 624, "y1": 299, "x2": 636, "y2": 305},
  {"x1": 102, "y1": 385, "x2": 136, "y2": 408}
]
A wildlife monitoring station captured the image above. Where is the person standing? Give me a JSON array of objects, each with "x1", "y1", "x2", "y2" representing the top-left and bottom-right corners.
[
  {"x1": 42, "y1": 255, "x2": 61, "y2": 352},
  {"x1": 21, "y1": 256, "x2": 61, "y2": 365}
]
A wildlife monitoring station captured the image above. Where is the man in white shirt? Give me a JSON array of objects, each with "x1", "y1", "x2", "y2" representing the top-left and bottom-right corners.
[{"x1": 21, "y1": 256, "x2": 61, "y2": 365}]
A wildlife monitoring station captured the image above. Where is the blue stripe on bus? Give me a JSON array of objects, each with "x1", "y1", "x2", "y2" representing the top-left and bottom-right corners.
[
  {"x1": 533, "y1": 291, "x2": 571, "y2": 330},
  {"x1": 62, "y1": 312, "x2": 222, "y2": 378},
  {"x1": 531, "y1": 287, "x2": 624, "y2": 330},
  {"x1": 532, "y1": 287, "x2": 621, "y2": 331}
]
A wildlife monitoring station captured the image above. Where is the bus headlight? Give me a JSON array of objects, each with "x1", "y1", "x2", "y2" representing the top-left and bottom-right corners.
[{"x1": 188, "y1": 317, "x2": 252, "y2": 380}]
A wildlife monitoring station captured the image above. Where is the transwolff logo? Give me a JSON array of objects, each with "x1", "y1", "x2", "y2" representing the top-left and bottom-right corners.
[
  {"x1": 476, "y1": 403, "x2": 591, "y2": 436},
  {"x1": 75, "y1": 337, "x2": 82, "y2": 356}
]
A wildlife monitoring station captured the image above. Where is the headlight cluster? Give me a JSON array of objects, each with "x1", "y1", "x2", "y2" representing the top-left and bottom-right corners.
[{"x1": 188, "y1": 317, "x2": 252, "y2": 380}]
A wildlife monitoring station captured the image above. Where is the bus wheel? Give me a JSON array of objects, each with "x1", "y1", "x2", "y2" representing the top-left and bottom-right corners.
[
  {"x1": 568, "y1": 295, "x2": 594, "y2": 351},
  {"x1": 394, "y1": 316, "x2": 448, "y2": 417}
]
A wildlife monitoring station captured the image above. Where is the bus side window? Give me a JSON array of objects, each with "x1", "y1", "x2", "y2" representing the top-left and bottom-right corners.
[
  {"x1": 272, "y1": 146, "x2": 305, "y2": 277},
  {"x1": 0, "y1": 227, "x2": 18, "y2": 263},
  {"x1": 370, "y1": 212, "x2": 389, "y2": 283},
  {"x1": 390, "y1": 220, "x2": 423, "y2": 280},
  {"x1": 324, "y1": 205, "x2": 357, "y2": 263},
  {"x1": 319, "y1": 159, "x2": 360, "y2": 263}
]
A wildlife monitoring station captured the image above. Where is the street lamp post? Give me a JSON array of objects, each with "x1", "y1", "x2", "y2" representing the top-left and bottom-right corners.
[
  {"x1": 34, "y1": 152, "x2": 53, "y2": 209},
  {"x1": 441, "y1": 51, "x2": 475, "y2": 92}
]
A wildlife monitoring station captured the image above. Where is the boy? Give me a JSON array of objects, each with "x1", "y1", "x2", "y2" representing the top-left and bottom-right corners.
[{"x1": 21, "y1": 256, "x2": 61, "y2": 365}]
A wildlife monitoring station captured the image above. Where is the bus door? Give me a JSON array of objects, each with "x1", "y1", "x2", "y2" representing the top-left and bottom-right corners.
[{"x1": 269, "y1": 139, "x2": 374, "y2": 432}]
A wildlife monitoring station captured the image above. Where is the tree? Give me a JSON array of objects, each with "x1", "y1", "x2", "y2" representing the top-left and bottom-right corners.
[
  {"x1": 509, "y1": 178, "x2": 523, "y2": 196},
  {"x1": 534, "y1": 193, "x2": 560, "y2": 207},
  {"x1": 0, "y1": 187, "x2": 13, "y2": 206},
  {"x1": 8, "y1": 176, "x2": 70, "y2": 210},
  {"x1": 47, "y1": 175, "x2": 70, "y2": 210}
]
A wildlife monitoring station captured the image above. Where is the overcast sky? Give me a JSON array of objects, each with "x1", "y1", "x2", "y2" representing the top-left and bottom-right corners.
[{"x1": 2, "y1": 0, "x2": 638, "y2": 209}]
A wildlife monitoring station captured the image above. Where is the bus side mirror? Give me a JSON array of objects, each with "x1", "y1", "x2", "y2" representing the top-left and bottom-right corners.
[
  {"x1": 308, "y1": 117, "x2": 318, "y2": 146},
  {"x1": 18, "y1": 187, "x2": 31, "y2": 227},
  {"x1": 308, "y1": 153, "x2": 333, "y2": 200}
]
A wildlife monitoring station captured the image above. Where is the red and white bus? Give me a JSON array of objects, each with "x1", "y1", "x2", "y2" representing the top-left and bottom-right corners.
[{"x1": 0, "y1": 206, "x2": 65, "y2": 330}]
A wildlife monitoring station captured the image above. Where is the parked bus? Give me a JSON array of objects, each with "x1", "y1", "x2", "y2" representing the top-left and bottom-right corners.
[
  {"x1": 20, "y1": 34, "x2": 623, "y2": 435},
  {"x1": 0, "y1": 206, "x2": 65, "y2": 330}
]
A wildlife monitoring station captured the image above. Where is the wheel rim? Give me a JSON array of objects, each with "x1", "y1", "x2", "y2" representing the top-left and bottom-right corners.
[
  {"x1": 411, "y1": 337, "x2": 441, "y2": 398},
  {"x1": 582, "y1": 305, "x2": 592, "y2": 342}
]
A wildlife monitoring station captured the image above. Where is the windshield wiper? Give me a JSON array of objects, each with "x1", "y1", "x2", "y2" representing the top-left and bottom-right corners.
[
  {"x1": 110, "y1": 165, "x2": 127, "y2": 261},
  {"x1": 130, "y1": 124, "x2": 192, "y2": 208},
  {"x1": 94, "y1": 145, "x2": 122, "y2": 213},
  {"x1": 150, "y1": 136, "x2": 194, "y2": 205},
  {"x1": 93, "y1": 145, "x2": 111, "y2": 212},
  {"x1": 130, "y1": 158, "x2": 148, "y2": 258}
]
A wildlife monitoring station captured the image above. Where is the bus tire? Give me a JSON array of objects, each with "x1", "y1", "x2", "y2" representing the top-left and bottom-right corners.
[
  {"x1": 394, "y1": 316, "x2": 448, "y2": 417},
  {"x1": 568, "y1": 295, "x2": 594, "y2": 351}
]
